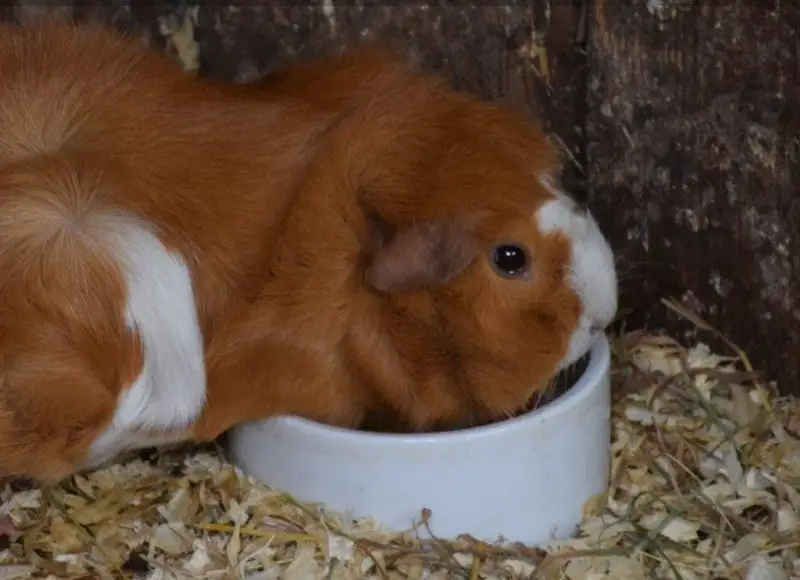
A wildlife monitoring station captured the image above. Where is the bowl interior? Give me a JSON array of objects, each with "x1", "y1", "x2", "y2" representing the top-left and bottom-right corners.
[{"x1": 527, "y1": 351, "x2": 592, "y2": 411}]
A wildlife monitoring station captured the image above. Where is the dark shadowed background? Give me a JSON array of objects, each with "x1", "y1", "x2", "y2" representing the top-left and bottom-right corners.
[{"x1": 5, "y1": 1, "x2": 799, "y2": 393}]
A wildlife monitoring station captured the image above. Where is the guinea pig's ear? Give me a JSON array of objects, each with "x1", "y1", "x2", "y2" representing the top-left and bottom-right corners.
[{"x1": 363, "y1": 210, "x2": 478, "y2": 294}]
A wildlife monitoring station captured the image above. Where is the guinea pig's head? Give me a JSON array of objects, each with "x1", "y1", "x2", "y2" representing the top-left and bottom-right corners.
[{"x1": 342, "y1": 77, "x2": 618, "y2": 430}]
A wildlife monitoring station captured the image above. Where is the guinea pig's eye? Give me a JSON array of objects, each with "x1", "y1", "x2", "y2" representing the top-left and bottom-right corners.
[{"x1": 489, "y1": 243, "x2": 530, "y2": 279}]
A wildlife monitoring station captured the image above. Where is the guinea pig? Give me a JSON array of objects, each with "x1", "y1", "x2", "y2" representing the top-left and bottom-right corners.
[
  {"x1": 0, "y1": 18, "x2": 617, "y2": 482},
  {"x1": 191, "y1": 49, "x2": 619, "y2": 439},
  {"x1": 0, "y1": 19, "x2": 332, "y2": 481}
]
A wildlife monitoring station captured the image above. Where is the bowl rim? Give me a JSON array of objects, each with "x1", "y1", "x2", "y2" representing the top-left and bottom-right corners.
[{"x1": 240, "y1": 334, "x2": 611, "y2": 445}]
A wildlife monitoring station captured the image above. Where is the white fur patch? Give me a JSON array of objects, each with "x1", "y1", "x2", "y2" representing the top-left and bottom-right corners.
[
  {"x1": 536, "y1": 176, "x2": 618, "y2": 369},
  {"x1": 86, "y1": 214, "x2": 206, "y2": 467}
]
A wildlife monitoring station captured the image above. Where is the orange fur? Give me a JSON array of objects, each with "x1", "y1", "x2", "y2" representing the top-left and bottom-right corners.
[
  {"x1": 0, "y1": 19, "x2": 329, "y2": 480},
  {"x1": 193, "y1": 50, "x2": 583, "y2": 438},
  {"x1": 0, "y1": 20, "x2": 609, "y2": 481}
]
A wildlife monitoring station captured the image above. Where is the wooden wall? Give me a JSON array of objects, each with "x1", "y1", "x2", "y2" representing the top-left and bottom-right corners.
[
  {"x1": 587, "y1": 0, "x2": 800, "y2": 391},
  {"x1": 3, "y1": 1, "x2": 799, "y2": 392}
]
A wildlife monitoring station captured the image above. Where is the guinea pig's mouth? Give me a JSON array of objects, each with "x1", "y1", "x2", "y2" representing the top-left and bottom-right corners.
[{"x1": 525, "y1": 351, "x2": 591, "y2": 413}]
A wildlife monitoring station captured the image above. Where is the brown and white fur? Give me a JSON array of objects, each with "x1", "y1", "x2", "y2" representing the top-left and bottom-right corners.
[
  {"x1": 193, "y1": 52, "x2": 618, "y2": 437},
  {"x1": 0, "y1": 20, "x2": 617, "y2": 482},
  {"x1": 0, "y1": 20, "x2": 334, "y2": 480}
]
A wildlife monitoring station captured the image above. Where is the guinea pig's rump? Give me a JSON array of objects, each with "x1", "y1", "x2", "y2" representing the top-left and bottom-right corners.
[{"x1": 359, "y1": 352, "x2": 592, "y2": 434}]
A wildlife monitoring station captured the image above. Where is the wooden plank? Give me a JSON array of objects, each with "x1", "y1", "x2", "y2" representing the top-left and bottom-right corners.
[{"x1": 587, "y1": 0, "x2": 800, "y2": 391}]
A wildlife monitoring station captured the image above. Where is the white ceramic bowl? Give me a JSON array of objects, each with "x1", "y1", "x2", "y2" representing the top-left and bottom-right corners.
[{"x1": 226, "y1": 335, "x2": 611, "y2": 545}]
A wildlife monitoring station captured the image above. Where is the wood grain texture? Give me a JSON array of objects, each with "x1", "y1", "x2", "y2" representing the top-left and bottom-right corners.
[{"x1": 587, "y1": 0, "x2": 800, "y2": 391}]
